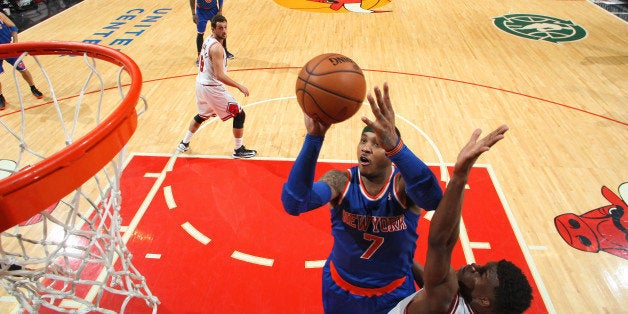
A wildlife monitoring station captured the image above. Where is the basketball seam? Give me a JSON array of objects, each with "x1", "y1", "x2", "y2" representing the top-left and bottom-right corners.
[
  {"x1": 307, "y1": 54, "x2": 331, "y2": 73},
  {"x1": 298, "y1": 88, "x2": 344, "y2": 123},
  {"x1": 305, "y1": 69, "x2": 365, "y2": 76},
  {"x1": 296, "y1": 76, "x2": 364, "y2": 103},
  {"x1": 305, "y1": 53, "x2": 364, "y2": 77}
]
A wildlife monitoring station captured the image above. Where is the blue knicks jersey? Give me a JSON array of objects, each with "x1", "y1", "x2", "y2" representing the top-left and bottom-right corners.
[
  {"x1": 329, "y1": 166, "x2": 420, "y2": 288},
  {"x1": 0, "y1": 20, "x2": 14, "y2": 44},
  {"x1": 196, "y1": 0, "x2": 222, "y2": 10}
]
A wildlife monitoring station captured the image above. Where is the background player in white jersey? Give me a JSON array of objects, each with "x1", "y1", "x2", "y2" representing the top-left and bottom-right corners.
[
  {"x1": 388, "y1": 125, "x2": 533, "y2": 314},
  {"x1": 177, "y1": 14, "x2": 256, "y2": 158}
]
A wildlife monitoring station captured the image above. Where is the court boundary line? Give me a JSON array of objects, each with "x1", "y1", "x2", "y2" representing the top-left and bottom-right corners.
[{"x1": 486, "y1": 165, "x2": 556, "y2": 313}]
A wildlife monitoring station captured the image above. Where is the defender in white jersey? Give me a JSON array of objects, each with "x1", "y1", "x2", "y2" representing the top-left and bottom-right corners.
[
  {"x1": 389, "y1": 290, "x2": 473, "y2": 314},
  {"x1": 177, "y1": 14, "x2": 256, "y2": 158},
  {"x1": 389, "y1": 125, "x2": 533, "y2": 314}
]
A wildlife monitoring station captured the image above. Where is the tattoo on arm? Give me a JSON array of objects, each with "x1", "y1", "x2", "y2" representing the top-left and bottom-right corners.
[{"x1": 320, "y1": 170, "x2": 348, "y2": 204}]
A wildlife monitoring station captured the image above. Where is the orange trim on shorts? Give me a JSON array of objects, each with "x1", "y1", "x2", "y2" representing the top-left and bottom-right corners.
[
  {"x1": 329, "y1": 260, "x2": 406, "y2": 297},
  {"x1": 196, "y1": 4, "x2": 217, "y2": 10}
]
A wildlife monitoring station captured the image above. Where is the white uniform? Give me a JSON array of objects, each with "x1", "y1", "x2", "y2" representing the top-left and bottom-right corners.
[
  {"x1": 195, "y1": 36, "x2": 240, "y2": 121},
  {"x1": 387, "y1": 290, "x2": 475, "y2": 314}
]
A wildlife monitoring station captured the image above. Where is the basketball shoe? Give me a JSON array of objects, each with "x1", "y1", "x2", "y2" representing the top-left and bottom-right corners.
[
  {"x1": 177, "y1": 141, "x2": 190, "y2": 152},
  {"x1": 233, "y1": 145, "x2": 256, "y2": 158},
  {"x1": 0, "y1": 94, "x2": 5, "y2": 110},
  {"x1": 30, "y1": 85, "x2": 43, "y2": 99},
  {"x1": 226, "y1": 51, "x2": 235, "y2": 59}
]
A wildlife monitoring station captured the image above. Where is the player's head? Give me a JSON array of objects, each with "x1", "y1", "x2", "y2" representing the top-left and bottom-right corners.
[
  {"x1": 360, "y1": 126, "x2": 401, "y2": 142},
  {"x1": 457, "y1": 260, "x2": 532, "y2": 314},
  {"x1": 493, "y1": 260, "x2": 533, "y2": 313},
  {"x1": 211, "y1": 14, "x2": 228, "y2": 39},
  {"x1": 357, "y1": 126, "x2": 400, "y2": 177}
]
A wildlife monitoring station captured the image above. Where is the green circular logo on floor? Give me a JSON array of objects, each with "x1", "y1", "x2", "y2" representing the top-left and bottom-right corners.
[{"x1": 494, "y1": 13, "x2": 587, "y2": 43}]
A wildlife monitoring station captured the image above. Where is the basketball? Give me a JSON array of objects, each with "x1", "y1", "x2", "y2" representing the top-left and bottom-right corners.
[{"x1": 295, "y1": 53, "x2": 367, "y2": 124}]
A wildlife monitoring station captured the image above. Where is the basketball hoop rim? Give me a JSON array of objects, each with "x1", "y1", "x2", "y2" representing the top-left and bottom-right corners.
[{"x1": 0, "y1": 41, "x2": 142, "y2": 232}]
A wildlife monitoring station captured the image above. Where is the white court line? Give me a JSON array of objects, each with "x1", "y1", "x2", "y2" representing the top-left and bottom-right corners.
[
  {"x1": 423, "y1": 210, "x2": 434, "y2": 221},
  {"x1": 58, "y1": 299, "x2": 84, "y2": 310},
  {"x1": 0, "y1": 159, "x2": 17, "y2": 180},
  {"x1": 458, "y1": 219, "x2": 476, "y2": 264},
  {"x1": 486, "y1": 165, "x2": 556, "y2": 313},
  {"x1": 395, "y1": 114, "x2": 449, "y2": 183},
  {"x1": 458, "y1": 174, "x2": 476, "y2": 263},
  {"x1": 122, "y1": 152, "x2": 180, "y2": 244},
  {"x1": 181, "y1": 222, "x2": 211, "y2": 245},
  {"x1": 305, "y1": 260, "x2": 326, "y2": 268},
  {"x1": 231, "y1": 251, "x2": 274, "y2": 267},
  {"x1": 86, "y1": 151, "x2": 182, "y2": 303},
  {"x1": 145, "y1": 253, "x2": 162, "y2": 259},
  {"x1": 163, "y1": 186, "x2": 177, "y2": 209},
  {"x1": 231, "y1": 96, "x2": 448, "y2": 185},
  {"x1": 423, "y1": 184, "x2": 468, "y2": 222},
  {"x1": 528, "y1": 246, "x2": 548, "y2": 251},
  {"x1": 144, "y1": 172, "x2": 160, "y2": 178},
  {"x1": 469, "y1": 242, "x2": 492, "y2": 249}
]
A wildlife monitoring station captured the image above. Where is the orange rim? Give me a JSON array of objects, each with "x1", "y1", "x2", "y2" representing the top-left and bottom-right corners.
[{"x1": 0, "y1": 42, "x2": 142, "y2": 232}]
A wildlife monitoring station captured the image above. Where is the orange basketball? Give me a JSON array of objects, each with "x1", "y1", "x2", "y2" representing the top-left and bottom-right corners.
[{"x1": 295, "y1": 53, "x2": 367, "y2": 124}]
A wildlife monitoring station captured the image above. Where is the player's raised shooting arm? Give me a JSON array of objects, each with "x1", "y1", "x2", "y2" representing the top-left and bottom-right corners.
[
  {"x1": 416, "y1": 126, "x2": 509, "y2": 312},
  {"x1": 281, "y1": 134, "x2": 333, "y2": 216},
  {"x1": 411, "y1": 173, "x2": 466, "y2": 313}
]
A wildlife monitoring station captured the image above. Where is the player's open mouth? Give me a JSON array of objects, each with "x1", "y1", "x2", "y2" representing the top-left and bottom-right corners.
[{"x1": 359, "y1": 155, "x2": 370, "y2": 165}]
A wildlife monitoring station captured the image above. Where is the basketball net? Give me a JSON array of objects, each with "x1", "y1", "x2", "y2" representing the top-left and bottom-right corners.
[{"x1": 0, "y1": 42, "x2": 158, "y2": 313}]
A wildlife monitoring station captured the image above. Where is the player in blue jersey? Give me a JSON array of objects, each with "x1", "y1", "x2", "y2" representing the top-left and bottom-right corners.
[
  {"x1": 282, "y1": 83, "x2": 443, "y2": 313},
  {"x1": 189, "y1": 0, "x2": 234, "y2": 66},
  {"x1": 0, "y1": 12, "x2": 44, "y2": 110}
]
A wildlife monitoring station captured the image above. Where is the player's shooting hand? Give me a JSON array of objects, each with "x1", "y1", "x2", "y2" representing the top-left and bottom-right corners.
[
  {"x1": 305, "y1": 114, "x2": 331, "y2": 137},
  {"x1": 453, "y1": 125, "x2": 509, "y2": 178},
  {"x1": 361, "y1": 82, "x2": 399, "y2": 151}
]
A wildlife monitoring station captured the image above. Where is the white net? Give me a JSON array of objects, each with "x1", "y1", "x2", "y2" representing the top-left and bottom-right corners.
[{"x1": 0, "y1": 43, "x2": 158, "y2": 313}]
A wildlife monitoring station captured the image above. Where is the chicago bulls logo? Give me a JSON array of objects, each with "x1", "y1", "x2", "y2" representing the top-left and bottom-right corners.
[
  {"x1": 554, "y1": 182, "x2": 628, "y2": 259},
  {"x1": 273, "y1": 0, "x2": 391, "y2": 14}
]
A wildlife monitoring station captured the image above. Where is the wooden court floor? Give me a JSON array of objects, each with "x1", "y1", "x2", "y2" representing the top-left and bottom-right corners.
[{"x1": 0, "y1": 0, "x2": 626, "y2": 313}]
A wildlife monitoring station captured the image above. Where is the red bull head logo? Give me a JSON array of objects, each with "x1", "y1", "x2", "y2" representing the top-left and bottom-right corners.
[
  {"x1": 273, "y1": 0, "x2": 391, "y2": 13},
  {"x1": 554, "y1": 182, "x2": 628, "y2": 259}
]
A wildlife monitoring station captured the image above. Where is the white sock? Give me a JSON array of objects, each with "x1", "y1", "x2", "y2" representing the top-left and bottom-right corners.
[
  {"x1": 183, "y1": 131, "x2": 194, "y2": 143},
  {"x1": 234, "y1": 138, "x2": 243, "y2": 149}
]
